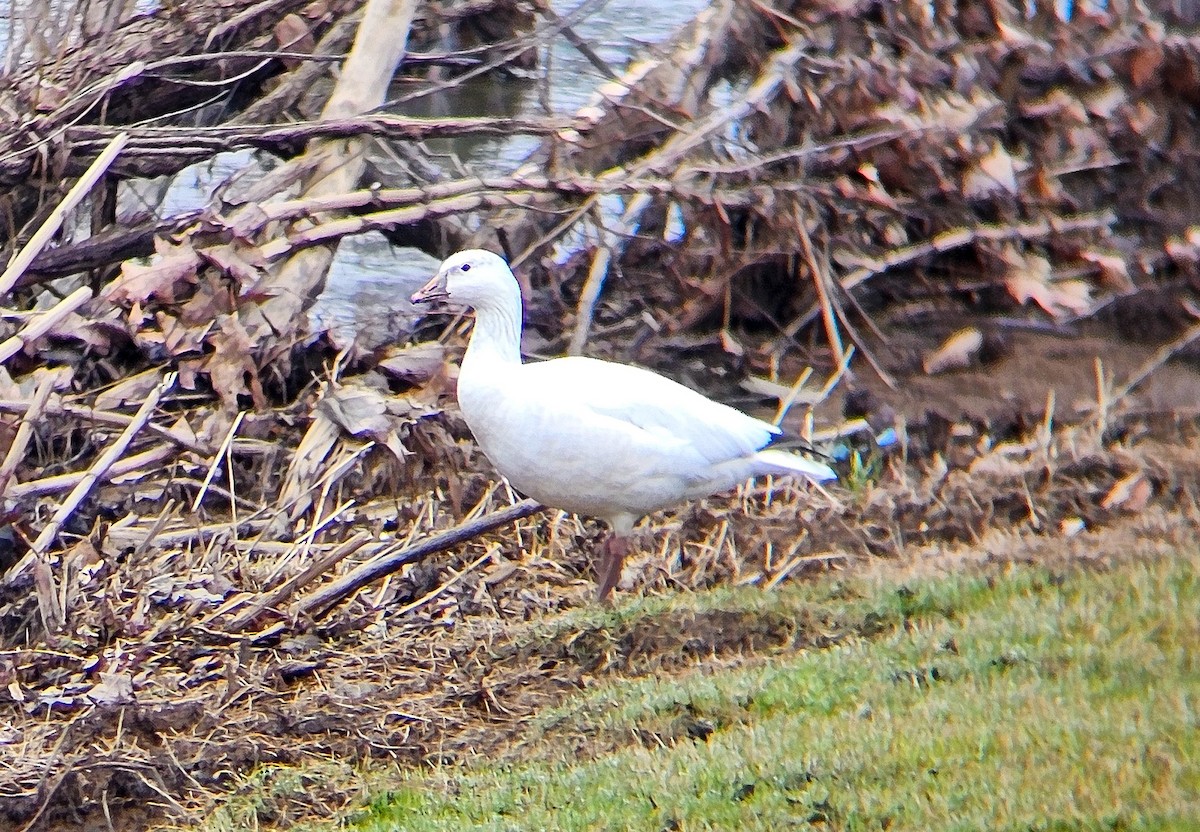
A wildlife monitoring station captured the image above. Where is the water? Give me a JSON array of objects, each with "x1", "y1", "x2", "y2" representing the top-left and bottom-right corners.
[
  {"x1": 396, "y1": 0, "x2": 707, "y2": 172},
  {"x1": 311, "y1": 0, "x2": 709, "y2": 348},
  {"x1": 312, "y1": 236, "x2": 440, "y2": 352}
]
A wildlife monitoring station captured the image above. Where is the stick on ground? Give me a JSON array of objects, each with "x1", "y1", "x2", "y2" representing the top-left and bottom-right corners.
[
  {"x1": 288, "y1": 498, "x2": 544, "y2": 621},
  {"x1": 0, "y1": 371, "x2": 60, "y2": 496},
  {"x1": 5, "y1": 372, "x2": 177, "y2": 581},
  {"x1": 224, "y1": 532, "x2": 374, "y2": 632}
]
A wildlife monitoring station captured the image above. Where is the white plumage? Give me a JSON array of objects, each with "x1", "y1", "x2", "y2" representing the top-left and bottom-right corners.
[{"x1": 412, "y1": 249, "x2": 835, "y2": 600}]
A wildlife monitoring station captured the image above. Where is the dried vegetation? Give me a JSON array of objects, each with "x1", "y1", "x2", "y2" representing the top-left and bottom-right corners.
[{"x1": 0, "y1": 0, "x2": 1198, "y2": 828}]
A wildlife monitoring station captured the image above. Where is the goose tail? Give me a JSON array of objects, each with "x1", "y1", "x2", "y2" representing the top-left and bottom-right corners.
[{"x1": 754, "y1": 449, "x2": 837, "y2": 484}]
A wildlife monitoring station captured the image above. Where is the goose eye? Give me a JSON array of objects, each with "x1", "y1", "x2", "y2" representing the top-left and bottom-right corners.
[{"x1": 460, "y1": 264, "x2": 471, "y2": 272}]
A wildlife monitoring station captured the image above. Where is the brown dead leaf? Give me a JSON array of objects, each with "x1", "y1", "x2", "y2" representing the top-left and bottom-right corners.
[
  {"x1": 1003, "y1": 248, "x2": 1093, "y2": 319},
  {"x1": 1101, "y1": 472, "x2": 1152, "y2": 512},
  {"x1": 157, "y1": 312, "x2": 212, "y2": 358},
  {"x1": 279, "y1": 413, "x2": 340, "y2": 516},
  {"x1": 318, "y1": 384, "x2": 392, "y2": 438},
  {"x1": 1079, "y1": 249, "x2": 1133, "y2": 292},
  {"x1": 206, "y1": 351, "x2": 249, "y2": 412},
  {"x1": 200, "y1": 242, "x2": 266, "y2": 286},
  {"x1": 6, "y1": 679, "x2": 23, "y2": 703},
  {"x1": 381, "y1": 430, "x2": 409, "y2": 461},
  {"x1": 923, "y1": 327, "x2": 983, "y2": 375},
  {"x1": 963, "y1": 142, "x2": 1018, "y2": 199},
  {"x1": 179, "y1": 272, "x2": 236, "y2": 326},
  {"x1": 1129, "y1": 43, "x2": 1164, "y2": 89},
  {"x1": 274, "y1": 13, "x2": 315, "y2": 61},
  {"x1": 167, "y1": 415, "x2": 202, "y2": 447},
  {"x1": 86, "y1": 672, "x2": 134, "y2": 706},
  {"x1": 177, "y1": 358, "x2": 203, "y2": 390},
  {"x1": 377, "y1": 342, "x2": 447, "y2": 384},
  {"x1": 106, "y1": 237, "x2": 201, "y2": 304},
  {"x1": 66, "y1": 538, "x2": 105, "y2": 589},
  {"x1": 47, "y1": 312, "x2": 115, "y2": 353},
  {"x1": 96, "y1": 368, "x2": 163, "y2": 409},
  {"x1": 206, "y1": 314, "x2": 265, "y2": 412}
]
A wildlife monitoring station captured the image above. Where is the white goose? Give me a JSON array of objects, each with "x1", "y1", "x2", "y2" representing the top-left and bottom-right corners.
[{"x1": 411, "y1": 250, "x2": 836, "y2": 600}]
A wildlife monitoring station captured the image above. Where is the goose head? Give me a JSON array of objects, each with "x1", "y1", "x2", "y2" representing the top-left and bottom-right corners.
[{"x1": 411, "y1": 249, "x2": 520, "y2": 311}]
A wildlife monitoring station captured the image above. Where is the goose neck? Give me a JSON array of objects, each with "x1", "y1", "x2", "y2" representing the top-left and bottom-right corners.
[{"x1": 464, "y1": 299, "x2": 523, "y2": 369}]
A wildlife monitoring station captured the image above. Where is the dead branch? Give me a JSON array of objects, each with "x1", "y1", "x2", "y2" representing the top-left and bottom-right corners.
[
  {"x1": 0, "y1": 287, "x2": 94, "y2": 365},
  {"x1": 66, "y1": 115, "x2": 567, "y2": 178},
  {"x1": 0, "y1": 133, "x2": 127, "y2": 296},
  {"x1": 0, "y1": 0, "x2": 356, "y2": 179},
  {"x1": 4, "y1": 444, "x2": 175, "y2": 501},
  {"x1": 0, "y1": 398, "x2": 253, "y2": 457},
  {"x1": 12, "y1": 372, "x2": 177, "y2": 574},
  {"x1": 0, "y1": 372, "x2": 61, "y2": 496},
  {"x1": 472, "y1": 0, "x2": 746, "y2": 256},
  {"x1": 224, "y1": 531, "x2": 372, "y2": 631},
  {"x1": 18, "y1": 216, "x2": 190, "y2": 288},
  {"x1": 288, "y1": 498, "x2": 543, "y2": 621},
  {"x1": 780, "y1": 211, "x2": 1121, "y2": 341},
  {"x1": 259, "y1": 191, "x2": 557, "y2": 259},
  {"x1": 255, "y1": 174, "x2": 792, "y2": 225},
  {"x1": 568, "y1": 193, "x2": 653, "y2": 354},
  {"x1": 233, "y1": 10, "x2": 364, "y2": 126},
  {"x1": 234, "y1": 0, "x2": 419, "y2": 354}
]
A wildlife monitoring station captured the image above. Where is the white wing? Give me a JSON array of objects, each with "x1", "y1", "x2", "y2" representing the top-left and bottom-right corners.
[{"x1": 517, "y1": 356, "x2": 778, "y2": 464}]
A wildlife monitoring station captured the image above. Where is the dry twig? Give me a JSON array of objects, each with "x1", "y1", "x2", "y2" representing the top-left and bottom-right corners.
[
  {"x1": 0, "y1": 133, "x2": 128, "y2": 296},
  {"x1": 0, "y1": 286, "x2": 93, "y2": 364},
  {"x1": 7, "y1": 372, "x2": 177, "y2": 580},
  {"x1": 289, "y1": 498, "x2": 543, "y2": 620},
  {"x1": 0, "y1": 371, "x2": 60, "y2": 496}
]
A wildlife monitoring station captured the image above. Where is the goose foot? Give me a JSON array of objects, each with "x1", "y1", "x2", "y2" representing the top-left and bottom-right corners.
[{"x1": 596, "y1": 534, "x2": 629, "y2": 603}]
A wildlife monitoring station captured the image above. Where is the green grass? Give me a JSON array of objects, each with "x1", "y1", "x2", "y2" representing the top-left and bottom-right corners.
[{"x1": 345, "y1": 553, "x2": 1200, "y2": 831}]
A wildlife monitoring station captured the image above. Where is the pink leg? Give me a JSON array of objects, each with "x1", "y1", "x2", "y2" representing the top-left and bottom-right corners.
[{"x1": 596, "y1": 533, "x2": 629, "y2": 603}]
